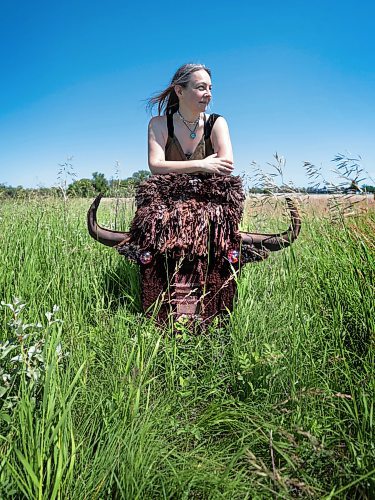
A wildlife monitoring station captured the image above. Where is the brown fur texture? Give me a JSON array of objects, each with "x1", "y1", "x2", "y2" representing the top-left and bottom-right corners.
[
  {"x1": 117, "y1": 174, "x2": 261, "y2": 325},
  {"x1": 139, "y1": 255, "x2": 238, "y2": 325},
  {"x1": 129, "y1": 173, "x2": 245, "y2": 258}
]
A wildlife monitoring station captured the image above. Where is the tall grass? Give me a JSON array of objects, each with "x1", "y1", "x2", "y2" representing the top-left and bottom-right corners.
[{"x1": 0, "y1": 197, "x2": 374, "y2": 498}]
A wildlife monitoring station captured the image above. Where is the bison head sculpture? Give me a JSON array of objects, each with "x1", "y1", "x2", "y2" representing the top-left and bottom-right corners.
[{"x1": 87, "y1": 174, "x2": 301, "y2": 325}]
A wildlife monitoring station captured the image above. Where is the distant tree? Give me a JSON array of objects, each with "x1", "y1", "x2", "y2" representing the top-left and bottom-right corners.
[
  {"x1": 130, "y1": 170, "x2": 151, "y2": 184},
  {"x1": 0, "y1": 183, "x2": 16, "y2": 198},
  {"x1": 362, "y1": 184, "x2": 375, "y2": 193},
  {"x1": 247, "y1": 187, "x2": 264, "y2": 194},
  {"x1": 91, "y1": 172, "x2": 109, "y2": 194},
  {"x1": 68, "y1": 178, "x2": 96, "y2": 197},
  {"x1": 108, "y1": 178, "x2": 133, "y2": 197},
  {"x1": 106, "y1": 169, "x2": 151, "y2": 197}
]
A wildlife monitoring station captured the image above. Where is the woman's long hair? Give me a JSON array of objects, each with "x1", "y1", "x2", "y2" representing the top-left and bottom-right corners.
[{"x1": 147, "y1": 63, "x2": 211, "y2": 116}]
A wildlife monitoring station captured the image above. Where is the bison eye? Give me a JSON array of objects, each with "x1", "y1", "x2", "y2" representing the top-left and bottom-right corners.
[
  {"x1": 139, "y1": 251, "x2": 153, "y2": 265},
  {"x1": 227, "y1": 250, "x2": 239, "y2": 264}
]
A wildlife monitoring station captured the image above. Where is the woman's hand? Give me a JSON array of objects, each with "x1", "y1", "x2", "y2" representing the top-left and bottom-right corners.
[{"x1": 199, "y1": 153, "x2": 234, "y2": 176}]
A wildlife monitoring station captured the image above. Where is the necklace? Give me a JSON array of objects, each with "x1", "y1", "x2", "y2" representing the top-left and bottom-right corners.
[{"x1": 177, "y1": 110, "x2": 200, "y2": 139}]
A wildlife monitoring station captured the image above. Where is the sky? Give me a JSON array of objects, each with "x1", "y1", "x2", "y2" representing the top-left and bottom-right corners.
[{"x1": 1, "y1": 0, "x2": 374, "y2": 188}]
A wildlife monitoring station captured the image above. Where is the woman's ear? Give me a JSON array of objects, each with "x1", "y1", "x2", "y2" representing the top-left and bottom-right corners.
[{"x1": 174, "y1": 84, "x2": 183, "y2": 97}]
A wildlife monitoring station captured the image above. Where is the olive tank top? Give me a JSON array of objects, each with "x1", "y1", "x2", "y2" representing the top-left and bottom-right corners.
[{"x1": 165, "y1": 113, "x2": 221, "y2": 161}]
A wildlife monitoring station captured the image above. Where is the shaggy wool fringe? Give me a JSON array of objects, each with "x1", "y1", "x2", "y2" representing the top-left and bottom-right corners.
[{"x1": 129, "y1": 173, "x2": 245, "y2": 258}]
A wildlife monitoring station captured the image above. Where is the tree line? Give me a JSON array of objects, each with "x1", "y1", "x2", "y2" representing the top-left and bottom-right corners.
[
  {"x1": 0, "y1": 170, "x2": 151, "y2": 199},
  {"x1": 1, "y1": 170, "x2": 374, "y2": 199}
]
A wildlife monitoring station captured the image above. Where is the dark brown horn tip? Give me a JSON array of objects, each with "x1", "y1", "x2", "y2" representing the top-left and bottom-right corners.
[
  {"x1": 240, "y1": 196, "x2": 301, "y2": 252},
  {"x1": 91, "y1": 192, "x2": 103, "y2": 208},
  {"x1": 87, "y1": 193, "x2": 130, "y2": 247}
]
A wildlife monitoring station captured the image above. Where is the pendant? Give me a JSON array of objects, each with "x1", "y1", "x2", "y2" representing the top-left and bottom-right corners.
[{"x1": 190, "y1": 132, "x2": 196, "y2": 139}]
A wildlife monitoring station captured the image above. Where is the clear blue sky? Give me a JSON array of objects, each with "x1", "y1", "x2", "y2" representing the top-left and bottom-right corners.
[{"x1": 1, "y1": 0, "x2": 374, "y2": 188}]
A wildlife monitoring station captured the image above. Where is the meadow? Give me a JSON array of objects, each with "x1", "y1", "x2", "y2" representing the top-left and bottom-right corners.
[{"x1": 0, "y1": 194, "x2": 374, "y2": 499}]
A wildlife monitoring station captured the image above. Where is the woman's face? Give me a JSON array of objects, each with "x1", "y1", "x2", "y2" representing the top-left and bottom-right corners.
[{"x1": 176, "y1": 69, "x2": 212, "y2": 113}]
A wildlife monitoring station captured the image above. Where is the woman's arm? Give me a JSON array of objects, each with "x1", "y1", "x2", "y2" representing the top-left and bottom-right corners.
[
  {"x1": 211, "y1": 116, "x2": 233, "y2": 163},
  {"x1": 148, "y1": 116, "x2": 233, "y2": 175}
]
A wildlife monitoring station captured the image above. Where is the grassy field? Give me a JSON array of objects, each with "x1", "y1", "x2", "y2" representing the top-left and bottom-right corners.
[{"x1": 0, "y1": 195, "x2": 374, "y2": 499}]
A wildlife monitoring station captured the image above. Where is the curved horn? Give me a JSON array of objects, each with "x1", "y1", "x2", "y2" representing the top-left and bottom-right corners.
[
  {"x1": 240, "y1": 197, "x2": 301, "y2": 251},
  {"x1": 87, "y1": 193, "x2": 130, "y2": 247}
]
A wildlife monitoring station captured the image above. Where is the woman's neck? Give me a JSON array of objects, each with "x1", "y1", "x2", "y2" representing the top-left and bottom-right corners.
[{"x1": 177, "y1": 105, "x2": 201, "y2": 123}]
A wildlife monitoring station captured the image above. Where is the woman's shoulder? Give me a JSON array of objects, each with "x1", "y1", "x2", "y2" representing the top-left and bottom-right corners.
[
  {"x1": 206, "y1": 114, "x2": 228, "y2": 136},
  {"x1": 148, "y1": 115, "x2": 167, "y2": 129},
  {"x1": 205, "y1": 113, "x2": 227, "y2": 126},
  {"x1": 148, "y1": 115, "x2": 168, "y2": 143}
]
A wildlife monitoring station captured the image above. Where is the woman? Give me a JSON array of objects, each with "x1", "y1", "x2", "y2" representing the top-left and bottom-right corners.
[
  {"x1": 147, "y1": 63, "x2": 234, "y2": 176},
  {"x1": 87, "y1": 64, "x2": 300, "y2": 325}
]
